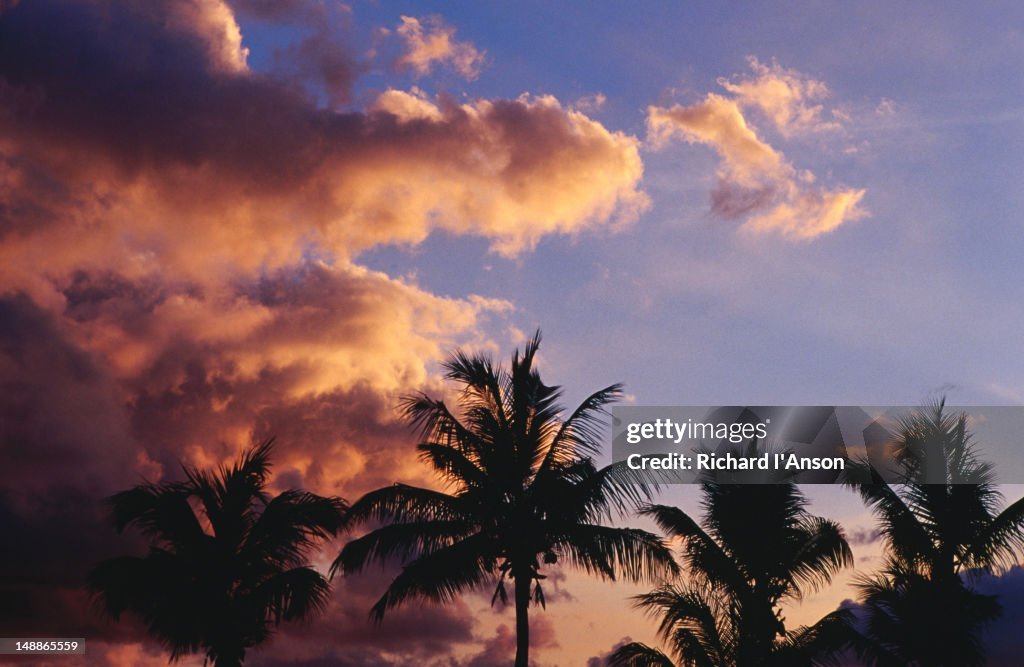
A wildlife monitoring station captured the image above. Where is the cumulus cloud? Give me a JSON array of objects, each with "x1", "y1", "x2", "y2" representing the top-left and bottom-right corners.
[
  {"x1": 167, "y1": 0, "x2": 250, "y2": 73},
  {"x1": 719, "y1": 57, "x2": 839, "y2": 136},
  {"x1": 395, "y1": 14, "x2": 485, "y2": 80},
  {"x1": 647, "y1": 59, "x2": 866, "y2": 239},
  {"x1": 249, "y1": 568, "x2": 479, "y2": 666},
  {"x1": 0, "y1": 1, "x2": 648, "y2": 664},
  {"x1": 463, "y1": 617, "x2": 559, "y2": 667},
  {"x1": 586, "y1": 636, "x2": 635, "y2": 666},
  {"x1": 0, "y1": 4, "x2": 645, "y2": 285},
  {"x1": 648, "y1": 93, "x2": 785, "y2": 188}
]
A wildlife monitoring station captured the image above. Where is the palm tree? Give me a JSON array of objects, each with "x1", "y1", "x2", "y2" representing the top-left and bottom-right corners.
[
  {"x1": 611, "y1": 447, "x2": 853, "y2": 667},
  {"x1": 333, "y1": 331, "x2": 678, "y2": 667},
  {"x1": 89, "y1": 440, "x2": 348, "y2": 666},
  {"x1": 845, "y1": 401, "x2": 1024, "y2": 666}
]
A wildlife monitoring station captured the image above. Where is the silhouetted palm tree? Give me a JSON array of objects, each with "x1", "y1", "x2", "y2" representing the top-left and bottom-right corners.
[
  {"x1": 612, "y1": 452, "x2": 853, "y2": 667},
  {"x1": 89, "y1": 440, "x2": 348, "y2": 667},
  {"x1": 333, "y1": 331, "x2": 678, "y2": 667},
  {"x1": 845, "y1": 401, "x2": 1024, "y2": 666}
]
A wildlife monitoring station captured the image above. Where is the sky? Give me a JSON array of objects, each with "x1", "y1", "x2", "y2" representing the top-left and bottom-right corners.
[{"x1": 1, "y1": 1, "x2": 1024, "y2": 665}]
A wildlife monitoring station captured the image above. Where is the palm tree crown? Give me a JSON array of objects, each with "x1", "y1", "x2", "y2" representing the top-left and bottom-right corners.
[
  {"x1": 845, "y1": 401, "x2": 1024, "y2": 666},
  {"x1": 89, "y1": 440, "x2": 348, "y2": 667},
  {"x1": 613, "y1": 442, "x2": 853, "y2": 667},
  {"x1": 333, "y1": 331, "x2": 678, "y2": 667}
]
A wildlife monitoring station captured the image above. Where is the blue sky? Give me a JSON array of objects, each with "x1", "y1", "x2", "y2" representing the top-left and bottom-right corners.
[{"x1": 300, "y1": 1, "x2": 1024, "y2": 409}]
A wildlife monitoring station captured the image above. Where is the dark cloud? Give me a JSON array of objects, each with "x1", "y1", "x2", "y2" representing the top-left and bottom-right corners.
[
  {"x1": 249, "y1": 568, "x2": 477, "y2": 667},
  {"x1": 462, "y1": 616, "x2": 558, "y2": 667},
  {"x1": 586, "y1": 637, "x2": 634, "y2": 667},
  {"x1": 974, "y1": 566, "x2": 1024, "y2": 666},
  {"x1": 0, "y1": 293, "x2": 145, "y2": 499},
  {"x1": 0, "y1": 0, "x2": 644, "y2": 268},
  {"x1": 832, "y1": 568, "x2": 1024, "y2": 666},
  {"x1": 0, "y1": 2, "x2": 648, "y2": 664},
  {"x1": 230, "y1": 0, "x2": 320, "y2": 23},
  {"x1": 0, "y1": 0, "x2": 287, "y2": 176},
  {"x1": 709, "y1": 178, "x2": 777, "y2": 218},
  {"x1": 846, "y1": 526, "x2": 884, "y2": 546},
  {"x1": 277, "y1": 28, "x2": 361, "y2": 106}
]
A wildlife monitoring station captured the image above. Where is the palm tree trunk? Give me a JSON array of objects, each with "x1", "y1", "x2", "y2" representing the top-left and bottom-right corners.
[{"x1": 514, "y1": 573, "x2": 530, "y2": 667}]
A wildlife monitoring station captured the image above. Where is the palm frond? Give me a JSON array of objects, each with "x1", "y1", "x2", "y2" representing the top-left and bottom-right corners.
[
  {"x1": 108, "y1": 482, "x2": 202, "y2": 547},
  {"x1": 641, "y1": 503, "x2": 746, "y2": 595},
  {"x1": 557, "y1": 524, "x2": 678, "y2": 583},
  {"x1": 345, "y1": 483, "x2": 462, "y2": 524},
  {"x1": 368, "y1": 533, "x2": 496, "y2": 622},
  {"x1": 774, "y1": 608, "x2": 856, "y2": 666},
  {"x1": 633, "y1": 583, "x2": 726, "y2": 667},
  {"x1": 533, "y1": 459, "x2": 653, "y2": 526},
  {"x1": 786, "y1": 517, "x2": 854, "y2": 598},
  {"x1": 401, "y1": 394, "x2": 483, "y2": 460},
  {"x1": 251, "y1": 566, "x2": 331, "y2": 623},
  {"x1": 540, "y1": 383, "x2": 624, "y2": 471},
  {"x1": 332, "y1": 519, "x2": 478, "y2": 576},
  {"x1": 966, "y1": 493, "x2": 1024, "y2": 572},
  {"x1": 243, "y1": 490, "x2": 347, "y2": 568},
  {"x1": 607, "y1": 642, "x2": 678, "y2": 667},
  {"x1": 443, "y1": 349, "x2": 510, "y2": 436},
  {"x1": 89, "y1": 549, "x2": 207, "y2": 657},
  {"x1": 844, "y1": 460, "x2": 933, "y2": 567},
  {"x1": 416, "y1": 442, "x2": 487, "y2": 488}
]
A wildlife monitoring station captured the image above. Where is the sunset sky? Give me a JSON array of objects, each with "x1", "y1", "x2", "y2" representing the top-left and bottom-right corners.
[{"x1": 3, "y1": 1, "x2": 1024, "y2": 665}]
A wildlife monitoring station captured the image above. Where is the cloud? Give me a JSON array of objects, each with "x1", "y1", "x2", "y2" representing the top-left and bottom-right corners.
[
  {"x1": 0, "y1": 2, "x2": 649, "y2": 664},
  {"x1": 973, "y1": 565, "x2": 1024, "y2": 667},
  {"x1": 167, "y1": 0, "x2": 249, "y2": 73},
  {"x1": 112, "y1": 261, "x2": 511, "y2": 492},
  {"x1": 647, "y1": 60, "x2": 866, "y2": 239},
  {"x1": 586, "y1": 636, "x2": 635, "y2": 666},
  {"x1": 265, "y1": 4, "x2": 362, "y2": 107},
  {"x1": 875, "y1": 97, "x2": 898, "y2": 117},
  {"x1": 574, "y1": 92, "x2": 607, "y2": 113},
  {"x1": 249, "y1": 566, "x2": 478, "y2": 667},
  {"x1": 395, "y1": 14, "x2": 485, "y2": 80},
  {"x1": 463, "y1": 616, "x2": 559, "y2": 667},
  {"x1": 0, "y1": 4, "x2": 646, "y2": 280},
  {"x1": 719, "y1": 57, "x2": 839, "y2": 136},
  {"x1": 832, "y1": 568, "x2": 1024, "y2": 667},
  {"x1": 744, "y1": 187, "x2": 867, "y2": 239},
  {"x1": 846, "y1": 526, "x2": 885, "y2": 546}
]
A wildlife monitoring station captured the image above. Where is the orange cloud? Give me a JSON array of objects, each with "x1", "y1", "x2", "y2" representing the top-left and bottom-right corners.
[
  {"x1": 166, "y1": 0, "x2": 249, "y2": 73},
  {"x1": 395, "y1": 14, "x2": 485, "y2": 80},
  {"x1": 647, "y1": 60, "x2": 866, "y2": 239},
  {"x1": 719, "y1": 57, "x2": 839, "y2": 136},
  {"x1": 1, "y1": 88, "x2": 646, "y2": 296},
  {"x1": 745, "y1": 187, "x2": 867, "y2": 239},
  {"x1": 0, "y1": 0, "x2": 647, "y2": 488},
  {"x1": 648, "y1": 93, "x2": 785, "y2": 188},
  {"x1": 0, "y1": 0, "x2": 652, "y2": 513},
  {"x1": 0, "y1": 4, "x2": 651, "y2": 661}
]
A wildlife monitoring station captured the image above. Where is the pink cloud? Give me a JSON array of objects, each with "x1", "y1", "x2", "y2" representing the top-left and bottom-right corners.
[
  {"x1": 647, "y1": 59, "x2": 866, "y2": 239},
  {"x1": 0, "y1": 2, "x2": 648, "y2": 664},
  {"x1": 395, "y1": 15, "x2": 485, "y2": 80}
]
